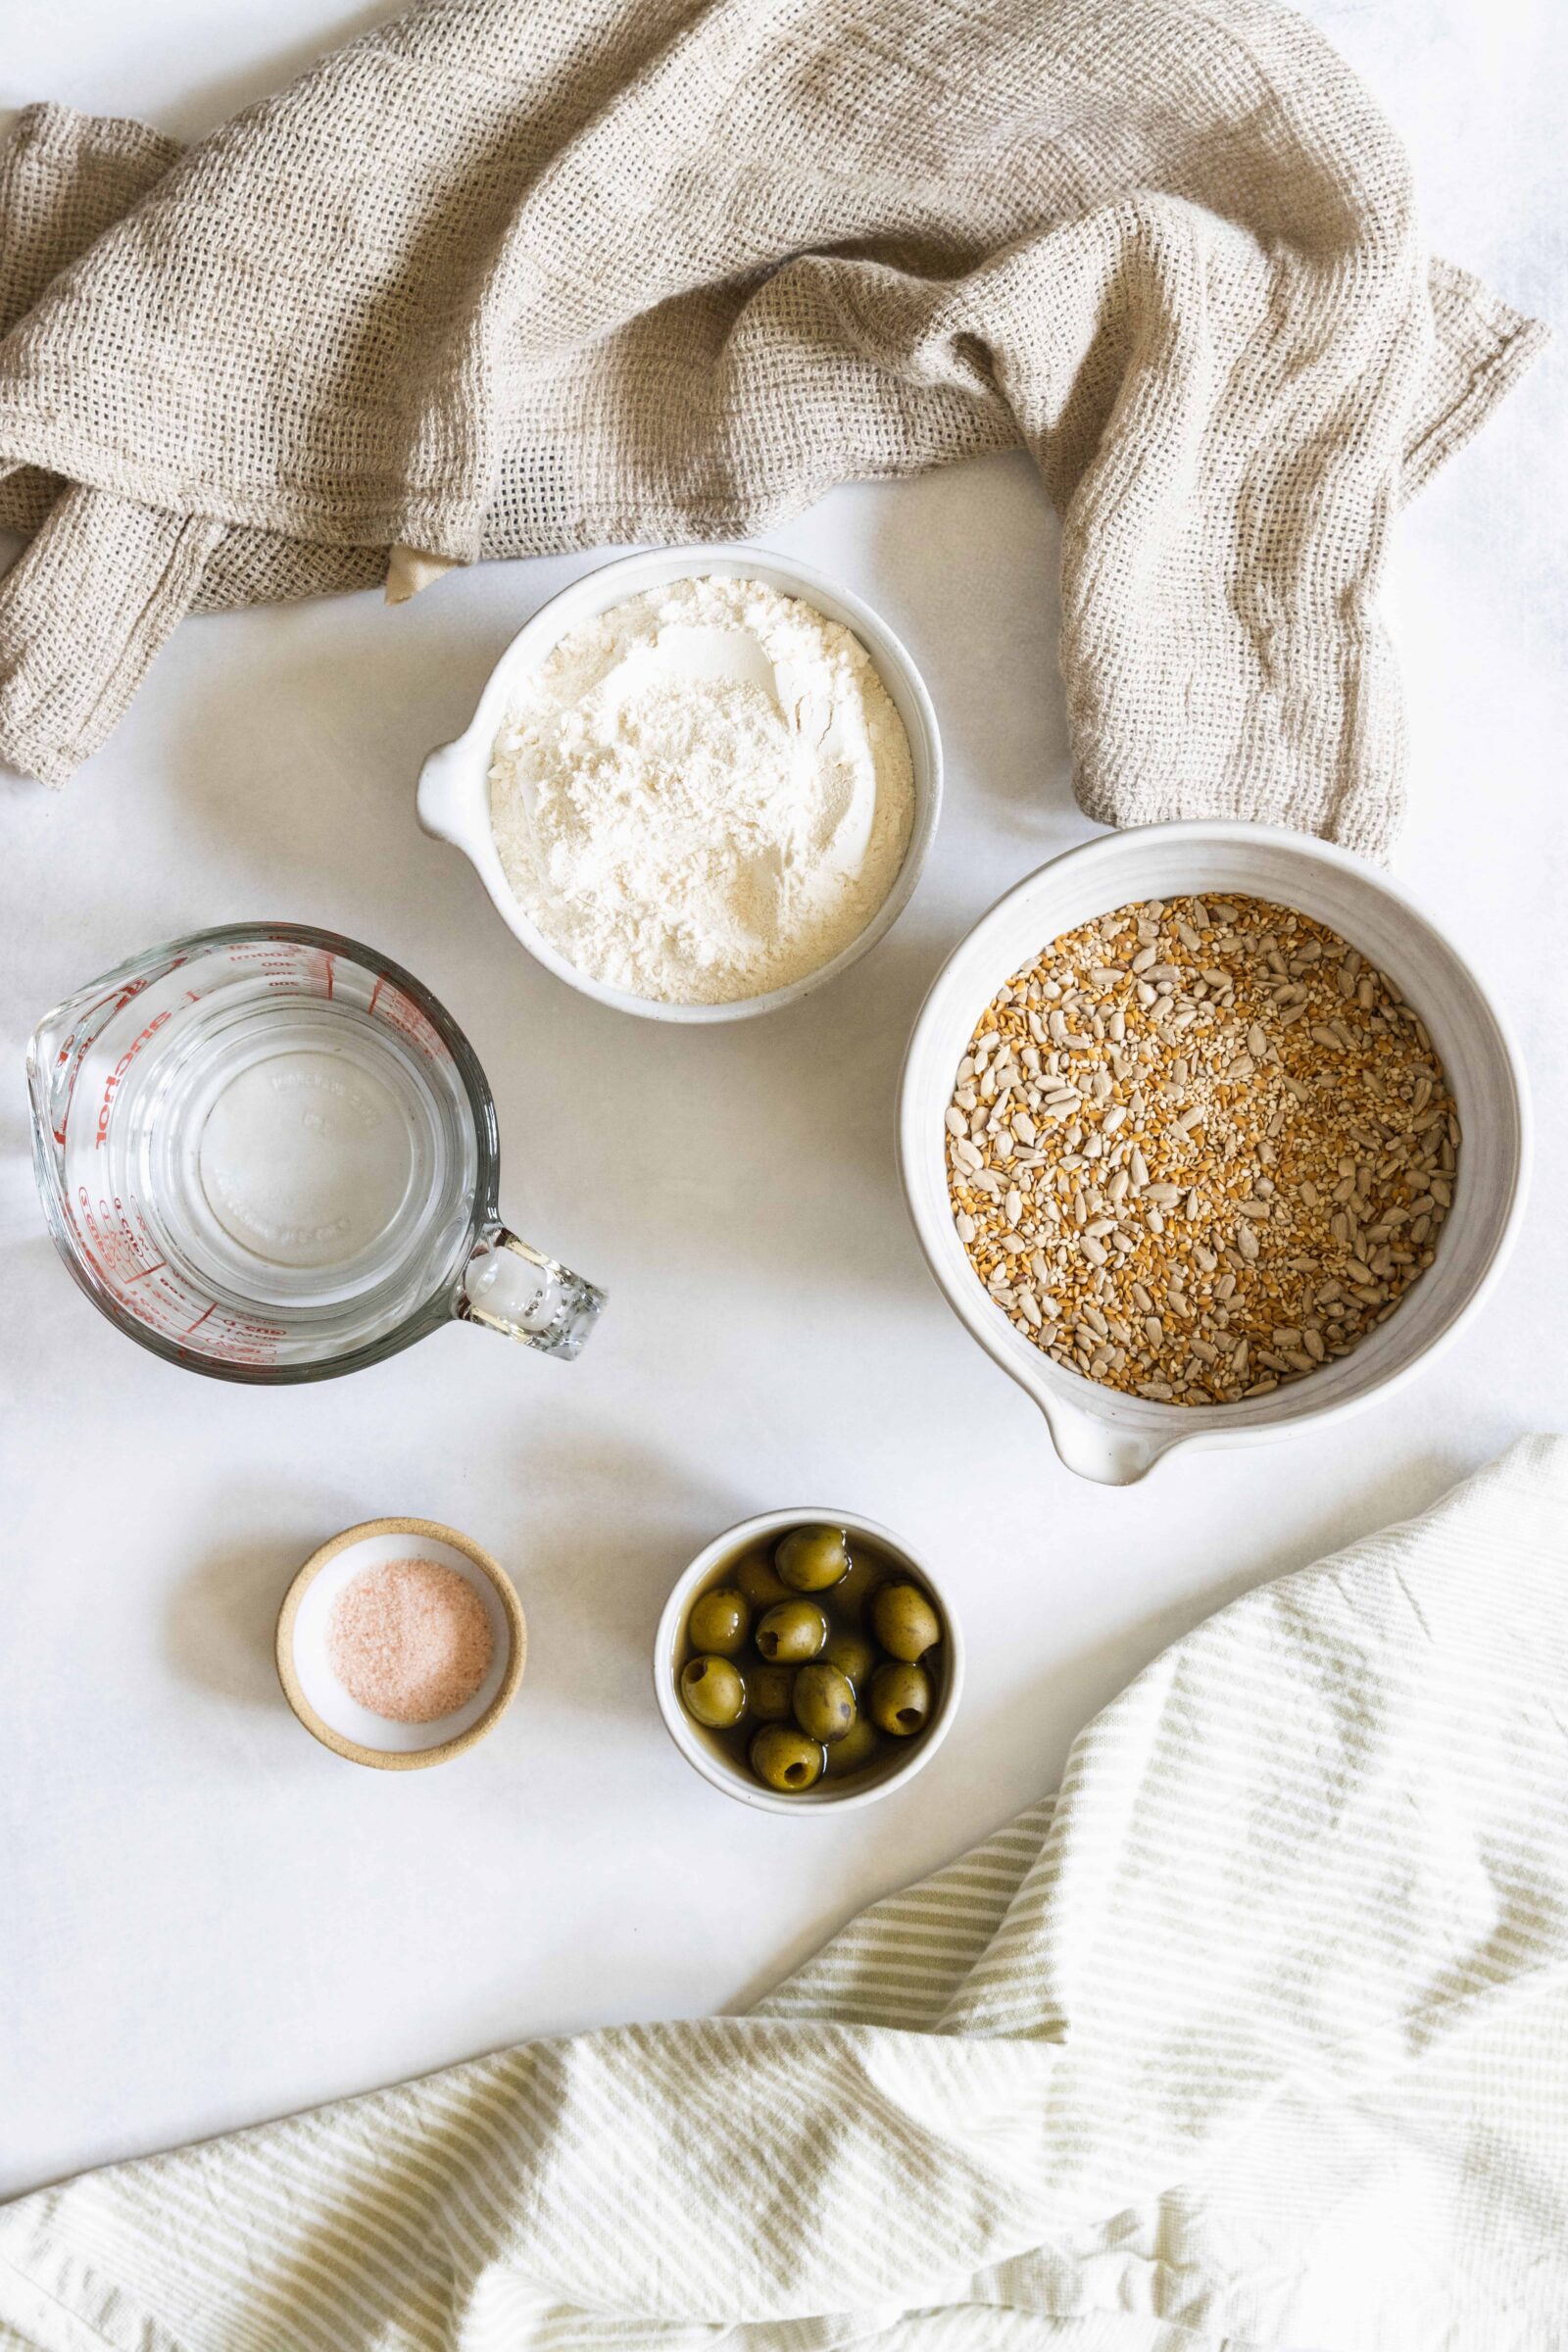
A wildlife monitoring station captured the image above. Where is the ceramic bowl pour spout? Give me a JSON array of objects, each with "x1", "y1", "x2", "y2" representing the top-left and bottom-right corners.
[{"x1": 26, "y1": 923, "x2": 606, "y2": 1383}]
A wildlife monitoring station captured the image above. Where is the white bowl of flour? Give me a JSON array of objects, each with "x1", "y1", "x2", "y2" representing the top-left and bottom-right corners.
[{"x1": 416, "y1": 547, "x2": 941, "y2": 1022}]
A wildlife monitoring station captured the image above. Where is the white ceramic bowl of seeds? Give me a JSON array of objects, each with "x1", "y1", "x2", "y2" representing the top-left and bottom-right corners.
[
  {"x1": 900, "y1": 823, "x2": 1530, "y2": 1486},
  {"x1": 416, "y1": 545, "x2": 942, "y2": 1023}
]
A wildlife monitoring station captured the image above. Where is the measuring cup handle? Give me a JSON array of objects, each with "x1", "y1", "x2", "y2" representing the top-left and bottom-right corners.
[{"x1": 458, "y1": 1225, "x2": 606, "y2": 1359}]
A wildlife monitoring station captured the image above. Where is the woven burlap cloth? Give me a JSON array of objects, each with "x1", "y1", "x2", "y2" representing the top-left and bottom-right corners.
[{"x1": 0, "y1": 0, "x2": 1546, "y2": 845}]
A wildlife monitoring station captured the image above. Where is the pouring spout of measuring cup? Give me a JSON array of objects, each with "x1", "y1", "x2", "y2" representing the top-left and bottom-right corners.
[{"x1": 460, "y1": 1226, "x2": 606, "y2": 1360}]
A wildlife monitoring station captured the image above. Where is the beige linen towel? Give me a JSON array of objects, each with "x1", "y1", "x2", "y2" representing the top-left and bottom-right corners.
[
  {"x1": 2, "y1": 1437, "x2": 1567, "y2": 2350},
  {"x1": 0, "y1": 0, "x2": 1547, "y2": 840}
]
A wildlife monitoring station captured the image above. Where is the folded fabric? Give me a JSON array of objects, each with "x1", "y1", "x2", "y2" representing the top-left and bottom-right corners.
[
  {"x1": 0, "y1": 0, "x2": 1545, "y2": 838},
  {"x1": 3, "y1": 1435, "x2": 1566, "y2": 2350}
]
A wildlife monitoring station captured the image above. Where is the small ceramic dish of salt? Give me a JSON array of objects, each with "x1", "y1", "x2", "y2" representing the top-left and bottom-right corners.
[
  {"x1": 416, "y1": 546, "x2": 942, "y2": 1022},
  {"x1": 276, "y1": 1517, "x2": 525, "y2": 1769}
]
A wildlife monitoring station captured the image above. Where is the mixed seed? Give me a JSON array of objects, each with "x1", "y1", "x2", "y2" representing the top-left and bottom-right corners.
[{"x1": 946, "y1": 897, "x2": 1458, "y2": 1405}]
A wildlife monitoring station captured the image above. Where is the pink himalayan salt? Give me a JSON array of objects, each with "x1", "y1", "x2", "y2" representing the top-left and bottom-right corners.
[{"x1": 327, "y1": 1556, "x2": 494, "y2": 1724}]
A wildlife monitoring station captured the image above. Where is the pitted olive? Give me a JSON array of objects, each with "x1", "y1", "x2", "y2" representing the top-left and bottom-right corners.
[
  {"x1": 869, "y1": 1659, "x2": 932, "y2": 1737},
  {"x1": 756, "y1": 1599, "x2": 828, "y2": 1664},
  {"x1": 680, "y1": 1655, "x2": 747, "y2": 1730},
  {"x1": 792, "y1": 1662, "x2": 857, "y2": 1744},
  {"x1": 687, "y1": 1588, "x2": 750, "y2": 1656},
  {"x1": 869, "y1": 1582, "x2": 942, "y2": 1663},
  {"x1": 775, "y1": 1524, "x2": 851, "y2": 1592},
  {"x1": 750, "y1": 1725, "x2": 825, "y2": 1791}
]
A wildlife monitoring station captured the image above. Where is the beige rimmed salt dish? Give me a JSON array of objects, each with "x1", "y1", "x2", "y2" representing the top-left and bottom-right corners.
[{"x1": 276, "y1": 1517, "x2": 525, "y2": 1769}]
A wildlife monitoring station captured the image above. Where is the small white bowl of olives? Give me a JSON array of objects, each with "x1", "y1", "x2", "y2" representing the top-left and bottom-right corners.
[{"x1": 655, "y1": 1509, "x2": 962, "y2": 1813}]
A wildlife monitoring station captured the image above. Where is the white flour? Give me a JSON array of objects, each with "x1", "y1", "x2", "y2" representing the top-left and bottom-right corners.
[{"x1": 488, "y1": 576, "x2": 915, "y2": 1004}]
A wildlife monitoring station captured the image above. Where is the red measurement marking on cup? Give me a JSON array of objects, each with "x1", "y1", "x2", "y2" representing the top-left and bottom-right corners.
[
  {"x1": 67, "y1": 1190, "x2": 187, "y2": 1340},
  {"x1": 173, "y1": 1312, "x2": 287, "y2": 1365},
  {"x1": 94, "y1": 1005, "x2": 174, "y2": 1147},
  {"x1": 71, "y1": 1186, "x2": 115, "y2": 1290},
  {"x1": 65, "y1": 1156, "x2": 287, "y2": 1361},
  {"x1": 126, "y1": 1291, "x2": 178, "y2": 1338},
  {"x1": 377, "y1": 985, "x2": 449, "y2": 1065},
  {"x1": 193, "y1": 1313, "x2": 288, "y2": 1365},
  {"x1": 226, "y1": 944, "x2": 318, "y2": 1001},
  {"x1": 50, "y1": 974, "x2": 159, "y2": 1142},
  {"x1": 66, "y1": 1164, "x2": 285, "y2": 1362}
]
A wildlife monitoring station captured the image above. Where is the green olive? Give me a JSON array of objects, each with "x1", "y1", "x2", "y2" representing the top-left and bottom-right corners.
[
  {"x1": 735, "y1": 1551, "x2": 792, "y2": 1609},
  {"x1": 775, "y1": 1524, "x2": 850, "y2": 1592},
  {"x1": 834, "y1": 1548, "x2": 880, "y2": 1619},
  {"x1": 869, "y1": 1581, "x2": 942, "y2": 1663},
  {"x1": 750, "y1": 1724, "x2": 825, "y2": 1792},
  {"x1": 747, "y1": 1663, "x2": 796, "y2": 1723},
  {"x1": 821, "y1": 1629, "x2": 877, "y2": 1688},
  {"x1": 792, "y1": 1662, "x2": 857, "y2": 1744},
  {"x1": 680, "y1": 1654, "x2": 747, "y2": 1730},
  {"x1": 756, "y1": 1599, "x2": 828, "y2": 1664},
  {"x1": 687, "y1": 1587, "x2": 750, "y2": 1656},
  {"x1": 869, "y1": 1660, "x2": 933, "y2": 1738},
  {"x1": 824, "y1": 1713, "x2": 881, "y2": 1778}
]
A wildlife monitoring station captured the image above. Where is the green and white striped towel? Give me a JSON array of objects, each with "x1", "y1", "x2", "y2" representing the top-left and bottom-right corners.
[{"x1": 4, "y1": 1438, "x2": 1567, "y2": 2351}]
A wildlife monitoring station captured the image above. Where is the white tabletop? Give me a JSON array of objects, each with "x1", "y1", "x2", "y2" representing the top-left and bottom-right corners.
[{"x1": 2, "y1": 0, "x2": 1562, "y2": 2204}]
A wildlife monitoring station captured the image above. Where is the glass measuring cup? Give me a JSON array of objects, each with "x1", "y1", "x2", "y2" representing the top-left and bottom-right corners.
[{"x1": 26, "y1": 923, "x2": 606, "y2": 1382}]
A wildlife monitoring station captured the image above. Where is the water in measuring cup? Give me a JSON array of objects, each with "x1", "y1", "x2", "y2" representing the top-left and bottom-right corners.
[
  {"x1": 178, "y1": 1028, "x2": 423, "y2": 1293},
  {"x1": 195, "y1": 1047, "x2": 411, "y2": 1272},
  {"x1": 130, "y1": 1007, "x2": 455, "y2": 1313}
]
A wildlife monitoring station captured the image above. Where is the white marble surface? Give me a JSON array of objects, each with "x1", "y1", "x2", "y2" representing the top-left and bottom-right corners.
[{"x1": 1, "y1": 0, "x2": 1562, "y2": 2204}]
